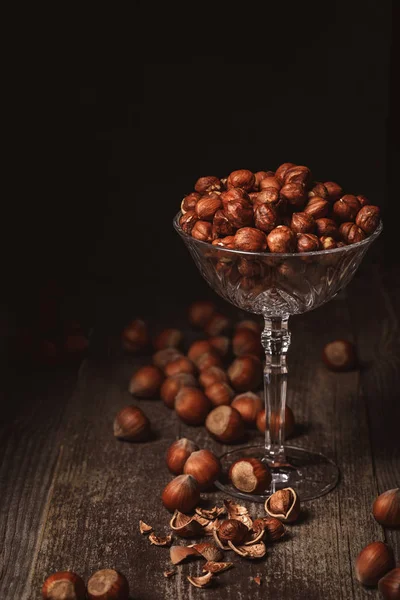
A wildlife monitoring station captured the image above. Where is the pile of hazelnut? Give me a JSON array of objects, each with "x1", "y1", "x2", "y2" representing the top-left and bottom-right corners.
[{"x1": 179, "y1": 163, "x2": 381, "y2": 253}]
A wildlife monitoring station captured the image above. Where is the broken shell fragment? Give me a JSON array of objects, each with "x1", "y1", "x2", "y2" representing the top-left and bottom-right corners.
[
  {"x1": 264, "y1": 487, "x2": 300, "y2": 523},
  {"x1": 244, "y1": 527, "x2": 265, "y2": 545},
  {"x1": 148, "y1": 533, "x2": 172, "y2": 546},
  {"x1": 163, "y1": 570, "x2": 176, "y2": 578},
  {"x1": 228, "y1": 541, "x2": 267, "y2": 559},
  {"x1": 252, "y1": 517, "x2": 286, "y2": 541},
  {"x1": 187, "y1": 572, "x2": 214, "y2": 588},
  {"x1": 189, "y1": 542, "x2": 223, "y2": 562},
  {"x1": 169, "y1": 511, "x2": 204, "y2": 537},
  {"x1": 170, "y1": 546, "x2": 200, "y2": 564},
  {"x1": 212, "y1": 528, "x2": 230, "y2": 550},
  {"x1": 203, "y1": 561, "x2": 234, "y2": 574},
  {"x1": 253, "y1": 576, "x2": 262, "y2": 585},
  {"x1": 139, "y1": 520, "x2": 153, "y2": 534},
  {"x1": 195, "y1": 506, "x2": 226, "y2": 520},
  {"x1": 224, "y1": 499, "x2": 253, "y2": 529}
]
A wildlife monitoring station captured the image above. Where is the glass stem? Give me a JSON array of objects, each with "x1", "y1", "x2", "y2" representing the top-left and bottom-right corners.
[{"x1": 262, "y1": 316, "x2": 290, "y2": 466}]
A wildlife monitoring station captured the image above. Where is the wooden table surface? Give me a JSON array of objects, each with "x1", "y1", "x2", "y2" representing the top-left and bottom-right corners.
[{"x1": 1, "y1": 250, "x2": 399, "y2": 600}]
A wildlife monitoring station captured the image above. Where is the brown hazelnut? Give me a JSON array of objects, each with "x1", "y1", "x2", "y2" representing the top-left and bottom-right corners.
[
  {"x1": 284, "y1": 165, "x2": 311, "y2": 186},
  {"x1": 256, "y1": 406, "x2": 295, "y2": 439},
  {"x1": 234, "y1": 227, "x2": 268, "y2": 252},
  {"x1": 205, "y1": 405, "x2": 245, "y2": 442},
  {"x1": 181, "y1": 192, "x2": 201, "y2": 214},
  {"x1": 227, "y1": 169, "x2": 255, "y2": 191},
  {"x1": 212, "y1": 235, "x2": 236, "y2": 248},
  {"x1": 322, "y1": 339, "x2": 357, "y2": 371},
  {"x1": 336, "y1": 241, "x2": 347, "y2": 248},
  {"x1": 355, "y1": 205, "x2": 380, "y2": 234},
  {"x1": 128, "y1": 365, "x2": 165, "y2": 397},
  {"x1": 372, "y1": 488, "x2": 400, "y2": 527},
  {"x1": 332, "y1": 194, "x2": 361, "y2": 222},
  {"x1": 297, "y1": 233, "x2": 320, "y2": 253},
  {"x1": 153, "y1": 347, "x2": 183, "y2": 369},
  {"x1": 154, "y1": 328, "x2": 183, "y2": 351},
  {"x1": 254, "y1": 187, "x2": 281, "y2": 206},
  {"x1": 121, "y1": 319, "x2": 149, "y2": 353},
  {"x1": 228, "y1": 355, "x2": 263, "y2": 391},
  {"x1": 161, "y1": 373, "x2": 198, "y2": 408},
  {"x1": 188, "y1": 300, "x2": 216, "y2": 328},
  {"x1": 221, "y1": 187, "x2": 251, "y2": 208},
  {"x1": 304, "y1": 197, "x2": 330, "y2": 219},
  {"x1": 191, "y1": 220, "x2": 213, "y2": 242},
  {"x1": 320, "y1": 236, "x2": 337, "y2": 250},
  {"x1": 254, "y1": 170, "x2": 274, "y2": 190},
  {"x1": 180, "y1": 210, "x2": 199, "y2": 234},
  {"x1": 195, "y1": 176, "x2": 222, "y2": 194},
  {"x1": 378, "y1": 568, "x2": 400, "y2": 599},
  {"x1": 208, "y1": 335, "x2": 230, "y2": 357},
  {"x1": 204, "y1": 313, "x2": 231, "y2": 337},
  {"x1": 113, "y1": 405, "x2": 151, "y2": 442},
  {"x1": 254, "y1": 202, "x2": 279, "y2": 233},
  {"x1": 195, "y1": 193, "x2": 222, "y2": 221},
  {"x1": 267, "y1": 226, "x2": 296, "y2": 253},
  {"x1": 166, "y1": 438, "x2": 199, "y2": 474},
  {"x1": 324, "y1": 181, "x2": 343, "y2": 202},
  {"x1": 161, "y1": 474, "x2": 201, "y2": 513},
  {"x1": 232, "y1": 328, "x2": 263, "y2": 357},
  {"x1": 212, "y1": 210, "x2": 236, "y2": 237},
  {"x1": 308, "y1": 182, "x2": 329, "y2": 199},
  {"x1": 164, "y1": 356, "x2": 197, "y2": 377},
  {"x1": 290, "y1": 212, "x2": 315, "y2": 234},
  {"x1": 264, "y1": 487, "x2": 300, "y2": 523},
  {"x1": 229, "y1": 457, "x2": 272, "y2": 494},
  {"x1": 175, "y1": 387, "x2": 211, "y2": 425},
  {"x1": 225, "y1": 198, "x2": 254, "y2": 228},
  {"x1": 253, "y1": 517, "x2": 286, "y2": 541},
  {"x1": 87, "y1": 569, "x2": 129, "y2": 600},
  {"x1": 275, "y1": 162, "x2": 296, "y2": 183},
  {"x1": 217, "y1": 519, "x2": 249, "y2": 544},
  {"x1": 355, "y1": 542, "x2": 395, "y2": 587},
  {"x1": 279, "y1": 182, "x2": 307, "y2": 208},
  {"x1": 183, "y1": 449, "x2": 221, "y2": 490},
  {"x1": 187, "y1": 339, "x2": 213, "y2": 362},
  {"x1": 205, "y1": 381, "x2": 235, "y2": 406},
  {"x1": 42, "y1": 571, "x2": 86, "y2": 600},
  {"x1": 357, "y1": 194, "x2": 370, "y2": 207},
  {"x1": 196, "y1": 350, "x2": 224, "y2": 371},
  {"x1": 259, "y1": 176, "x2": 281, "y2": 191},
  {"x1": 231, "y1": 392, "x2": 263, "y2": 425},
  {"x1": 199, "y1": 366, "x2": 228, "y2": 388},
  {"x1": 314, "y1": 217, "x2": 339, "y2": 238},
  {"x1": 339, "y1": 222, "x2": 366, "y2": 244}
]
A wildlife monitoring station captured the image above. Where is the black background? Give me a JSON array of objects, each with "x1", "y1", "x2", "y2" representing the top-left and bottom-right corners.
[{"x1": 4, "y1": 1, "x2": 397, "y2": 332}]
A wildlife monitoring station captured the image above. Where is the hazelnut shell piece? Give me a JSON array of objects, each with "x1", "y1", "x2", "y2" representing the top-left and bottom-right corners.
[{"x1": 264, "y1": 487, "x2": 300, "y2": 523}]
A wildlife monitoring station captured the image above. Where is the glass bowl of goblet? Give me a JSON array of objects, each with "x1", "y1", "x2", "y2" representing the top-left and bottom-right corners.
[{"x1": 173, "y1": 212, "x2": 382, "y2": 501}]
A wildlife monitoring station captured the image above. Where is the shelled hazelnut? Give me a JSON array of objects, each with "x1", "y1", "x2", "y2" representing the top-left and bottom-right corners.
[
  {"x1": 267, "y1": 226, "x2": 296, "y2": 253},
  {"x1": 333, "y1": 194, "x2": 361, "y2": 222},
  {"x1": 314, "y1": 218, "x2": 338, "y2": 238},
  {"x1": 339, "y1": 222, "x2": 366, "y2": 244},
  {"x1": 290, "y1": 212, "x2": 315, "y2": 234},
  {"x1": 195, "y1": 193, "x2": 222, "y2": 221},
  {"x1": 181, "y1": 191, "x2": 201, "y2": 214},
  {"x1": 296, "y1": 233, "x2": 321, "y2": 253},
  {"x1": 355, "y1": 205, "x2": 380, "y2": 234},
  {"x1": 195, "y1": 175, "x2": 223, "y2": 194}
]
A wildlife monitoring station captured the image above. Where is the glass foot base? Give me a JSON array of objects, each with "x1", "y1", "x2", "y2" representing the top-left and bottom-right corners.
[{"x1": 214, "y1": 444, "x2": 340, "y2": 502}]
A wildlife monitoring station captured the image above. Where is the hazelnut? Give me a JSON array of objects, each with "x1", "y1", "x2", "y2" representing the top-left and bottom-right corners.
[
  {"x1": 217, "y1": 519, "x2": 249, "y2": 544},
  {"x1": 164, "y1": 356, "x2": 197, "y2": 377},
  {"x1": 121, "y1": 319, "x2": 149, "y2": 353},
  {"x1": 205, "y1": 405, "x2": 245, "y2": 443},
  {"x1": 175, "y1": 387, "x2": 211, "y2": 425},
  {"x1": 128, "y1": 365, "x2": 165, "y2": 397},
  {"x1": 195, "y1": 193, "x2": 222, "y2": 221},
  {"x1": 208, "y1": 335, "x2": 230, "y2": 357},
  {"x1": 254, "y1": 187, "x2": 281, "y2": 206},
  {"x1": 284, "y1": 165, "x2": 311, "y2": 186},
  {"x1": 357, "y1": 194, "x2": 370, "y2": 207},
  {"x1": 229, "y1": 457, "x2": 272, "y2": 494},
  {"x1": 187, "y1": 339, "x2": 213, "y2": 362},
  {"x1": 205, "y1": 381, "x2": 235, "y2": 406},
  {"x1": 191, "y1": 220, "x2": 213, "y2": 242},
  {"x1": 372, "y1": 488, "x2": 400, "y2": 527},
  {"x1": 221, "y1": 187, "x2": 251, "y2": 208},
  {"x1": 154, "y1": 328, "x2": 183, "y2": 351},
  {"x1": 204, "y1": 313, "x2": 231, "y2": 337},
  {"x1": 196, "y1": 350, "x2": 224, "y2": 371},
  {"x1": 87, "y1": 569, "x2": 129, "y2": 600},
  {"x1": 188, "y1": 300, "x2": 216, "y2": 328},
  {"x1": 332, "y1": 194, "x2": 361, "y2": 222},
  {"x1": 161, "y1": 373, "x2": 198, "y2": 408},
  {"x1": 319, "y1": 236, "x2": 337, "y2": 250},
  {"x1": 275, "y1": 162, "x2": 296, "y2": 183},
  {"x1": 183, "y1": 449, "x2": 221, "y2": 490},
  {"x1": 113, "y1": 405, "x2": 151, "y2": 442},
  {"x1": 259, "y1": 176, "x2": 281, "y2": 191},
  {"x1": 280, "y1": 182, "x2": 307, "y2": 208},
  {"x1": 212, "y1": 235, "x2": 236, "y2": 248},
  {"x1": 256, "y1": 405, "x2": 295, "y2": 439},
  {"x1": 355, "y1": 542, "x2": 395, "y2": 587},
  {"x1": 339, "y1": 222, "x2": 366, "y2": 244},
  {"x1": 296, "y1": 233, "x2": 320, "y2": 253},
  {"x1": 42, "y1": 571, "x2": 86, "y2": 600},
  {"x1": 166, "y1": 438, "x2": 199, "y2": 474},
  {"x1": 304, "y1": 197, "x2": 330, "y2": 219},
  {"x1": 254, "y1": 170, "x2": 273, "y2": 190},
  {"x1": 161, "y1": 474, "x2": 201, "y2": 513},
  {"x1": 378, "y1": 568, "x2": 400, "y2": 599},
  {"x1": 181, "y1": 192, "x2": 201, "y2": 214},
  {"x1": 225, "y1": 197, "x2": 254, "y2": 228},
  {"x1": 264, "y1": 487, "x2": 300, "y2": 523},
  {"x1": 195, "y1": 176, "x2": 222, "y2": 194},
  {"x1": 231, "y1": 392, "x2": 263, "y2": 425},
  {"x1": 322, "y1": 339, "x2": 358, "y2": 371},
  {"x1": 199, "y1": 366, "x2": 228, "y2": 388},
  {"x1": 355, "y1": 205, "x2": 380, "y2": 234},
  {"x1": 267, "y1": 226, "x2": 296, "y2": 253},
  {"x1": 324, "y1": 181, "x2": 343, "y2": 202},
  {"x1": 336, "y1": 241, "x2": 347, "y2": 248},
  {"x1": 308, "y1": 182, "x2": 329, "y2": 199},
  {"x1": 227, "y1": 169, "x2": 255, "y2": 191},
  {"x1": 254, "y1": 202, "x2": 279, "y2": 233},
  {"x1": 234, "y1": 227, "x2": 268, "y2": 252},
  {"x1": 290, "y1": 212, "x2": 315, "y2": 234},
  {"x1": 314, "y1": 218, "x2": 338, "y2": 238},
  {"x1": 180, "y1": 210, "x2": 199, "y2": 234},
  {"x1": 232, "y1": 328, "x2": 262, "y2": 357},
  {"x1": 253, "y1": 517, "x2": 286, "y2": 541},
  {"x1": 228, "y1": 355, "x2": 263, "y2": 391},
  {"x1": 153, "y1": 347, "x2": 183, "y2": 369},
  {"x1": 212, "y1": 209, "x2": 236, "y2": 237}
]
